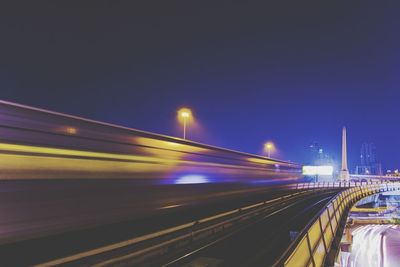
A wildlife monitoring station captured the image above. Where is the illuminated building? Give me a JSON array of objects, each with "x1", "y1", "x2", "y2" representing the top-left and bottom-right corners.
[{"x1": 355, "y1": 143, "x2": 383, "y2": 175}]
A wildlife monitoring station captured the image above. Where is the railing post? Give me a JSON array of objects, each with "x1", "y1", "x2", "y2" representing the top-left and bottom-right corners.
[
  {"x1": 326, "y1": 208, "x2": 335, "y2": 238},
  {"x1": 318, "y1": 217, "x2": 328, "y2": 254},
  {"x1": 305, "y1": 233, "x2": 316, "y2": 267},
  {"x1": 332, "y1": 201, "x2": 339, "y2": 224}
]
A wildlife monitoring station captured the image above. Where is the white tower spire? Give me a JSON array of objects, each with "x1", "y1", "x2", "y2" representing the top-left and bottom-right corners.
[{"x1": 340, "y1": 126, "x2": 350, "y2": 181}]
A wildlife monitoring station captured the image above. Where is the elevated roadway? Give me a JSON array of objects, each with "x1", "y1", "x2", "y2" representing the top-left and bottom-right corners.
[
  {"x1": 0, "y1": 187, "x2": 339, "y2": 266},
  {"x1": 2, "y1": 100, "x2": 396, "y2": 266}
]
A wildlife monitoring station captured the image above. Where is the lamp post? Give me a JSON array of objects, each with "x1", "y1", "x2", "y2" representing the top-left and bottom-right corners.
[
  {"x1": 178, "y1": 108, "x2": 192, "y2": 140},
  {"x1": 264, "y1": 142, "x2": 274, "y2": 158}
]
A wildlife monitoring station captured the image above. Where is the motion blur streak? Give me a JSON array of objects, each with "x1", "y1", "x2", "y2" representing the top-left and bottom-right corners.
[
  {"x1": 0, "y1": 100, "x2": 302, "y2": 182},
  {"x1": 345, "y1": 225, "x2": 400, "y2": 267},
  {"x1": 0, "y1": 100, "x2": 304, "y2": 247},
  {"x1": 0, "y1": 142, "x2": 297, "y2": 181}
]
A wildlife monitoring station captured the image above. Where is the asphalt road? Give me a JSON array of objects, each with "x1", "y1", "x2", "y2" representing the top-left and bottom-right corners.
[
  {"x1": 0, "y1": 180, "x2": 307, "y2": 266},
  {"x1": 164, "y1": 189, "x2": 340, "y2": 267}
]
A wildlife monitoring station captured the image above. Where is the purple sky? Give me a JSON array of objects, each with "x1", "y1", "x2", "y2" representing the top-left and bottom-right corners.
[{"x1": 1, "y1": 2, "x2": 399, "y2": 170}]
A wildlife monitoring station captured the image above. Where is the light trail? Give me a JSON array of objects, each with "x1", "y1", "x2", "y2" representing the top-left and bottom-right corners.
[
  {"x1": 345, "y1": 224, "x2": 400, "y2": 267},
  {"x1": 0, "y1": 142, "x2": 292, "y2": 180}
]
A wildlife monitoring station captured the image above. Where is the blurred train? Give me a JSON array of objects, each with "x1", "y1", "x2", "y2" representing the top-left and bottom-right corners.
[
  {"x1": 0, "y1": 100, "x2": 306, "y2": 243},
  {"x1": 0, "y1": 100, "x2": 303, "y2": 184}
]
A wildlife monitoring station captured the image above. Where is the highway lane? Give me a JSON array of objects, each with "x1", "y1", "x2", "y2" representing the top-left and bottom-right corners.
[
  {"x1": 0, "y1": 181, "x2": 301, "y2": 245},
  {"x1": 160, "y1": 189, "x2": 340, "y2": 267},
  {"x1": 0, "y1": 182, "x2": 309, "y2": 266},
  {"x1": 343, "y1": 224, "x2": 400, "y2": 267}
]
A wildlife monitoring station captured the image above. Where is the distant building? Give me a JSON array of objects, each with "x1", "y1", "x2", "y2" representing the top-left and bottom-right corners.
[
  {"x1": 309, "y1": 142, "x2": 335, "y2": 166},
  {"x1": 360, "y1": 143, "x2": 376, "y2": 166},
  {"x1": 308, "y1": 142, "x2": 337, "y2": 182},
  {"x1": 386, "y1": 169, "x2": 400, "y2": 177},
  {"x1": 355, "y1": 143, "x2": 382, "y2": 175},
  {"x1": 309, "y1": 142, "x2": 322, "y2": 164}
]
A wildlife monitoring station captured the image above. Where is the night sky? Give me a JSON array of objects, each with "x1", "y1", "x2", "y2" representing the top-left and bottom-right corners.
[{"x1": 1, "y1": 2, "x2": 399, "y2": 171}]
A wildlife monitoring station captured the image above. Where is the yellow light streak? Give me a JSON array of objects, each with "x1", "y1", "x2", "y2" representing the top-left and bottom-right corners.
[
  {"x1": 0, "y1": 143, "x2": 154, "y2": 163},
  {"x1": 246, "y1": 157, "x2": 275, "y2": 164},
  {"x1": 0, "y1": 143, "x2": 287, "y2": 180}
]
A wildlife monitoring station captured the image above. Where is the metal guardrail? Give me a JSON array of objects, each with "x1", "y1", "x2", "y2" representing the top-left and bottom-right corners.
[
  {"x1": 295, "y1": 181, "x2": 381, "y2": 189},
  {"x1": 275, "y1": 181, "x2": 400, "y2": 267},
  {"x1": 350, "y1": 174, "x2": 400, "y2": 181}
]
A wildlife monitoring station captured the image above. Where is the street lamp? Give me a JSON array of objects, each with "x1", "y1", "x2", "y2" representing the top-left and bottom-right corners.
[
  {"x1": 178, "y1": 108, "x2": 192, "y2": 139},
  {"x1": 264, "y1": 142, "x2": 274, "y2": 158}
]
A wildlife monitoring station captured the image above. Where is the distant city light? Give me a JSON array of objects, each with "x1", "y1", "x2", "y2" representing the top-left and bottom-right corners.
[{"x1": 302, "y1": 165, "x2": 333, "y2": 176}]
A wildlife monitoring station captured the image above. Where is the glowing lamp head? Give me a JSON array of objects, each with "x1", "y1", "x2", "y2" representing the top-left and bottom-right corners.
[
  {"x1": 264, "y1": 141, "x2": 275, "y2": 157},
  {"x1": 264, "y1": 142, "x2": 274, "y2": 150},
  {"x1": 177, "y1": 108, "x2": 192, "y2": 121}
]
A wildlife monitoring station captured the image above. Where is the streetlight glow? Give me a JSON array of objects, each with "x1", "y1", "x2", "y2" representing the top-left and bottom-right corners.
[
  {"x1": 264, "y1": 141, "x2": 275, "y2": 158},
  {"x1": 177, "y1": 108, "x2": 192, "y2": 140}
]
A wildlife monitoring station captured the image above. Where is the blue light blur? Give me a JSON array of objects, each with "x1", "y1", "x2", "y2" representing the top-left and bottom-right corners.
[{"x1": 174, "y1": 174, "x2": 209, "y2": 184}]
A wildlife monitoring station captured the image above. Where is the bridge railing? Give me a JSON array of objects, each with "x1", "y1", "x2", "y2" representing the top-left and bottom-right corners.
[
  {"x1": 276, "y1": 181, "x2": 400, "y2": 267},
  {"x1": 294, "y1": 180, "x2": 383, "y2": 190}
]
